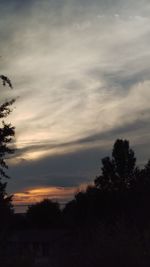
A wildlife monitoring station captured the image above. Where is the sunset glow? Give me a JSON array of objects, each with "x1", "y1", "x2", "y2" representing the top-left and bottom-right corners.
[{"x1": 13, "y1": 186, "x2": 77, "y2": 206}]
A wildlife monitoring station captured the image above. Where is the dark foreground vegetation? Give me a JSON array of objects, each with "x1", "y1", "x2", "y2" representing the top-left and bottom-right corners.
[
  {"x1": 1, "y1": 76, "x2": 150, "y2": 266},
  {"x1": 1, "y1": 139, "x2": 150, "y2": 266}
]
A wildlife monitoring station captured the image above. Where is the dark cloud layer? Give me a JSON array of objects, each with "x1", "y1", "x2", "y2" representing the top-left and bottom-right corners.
[
  {"x1": 7, "y1": 145, "x2": 105, "y2": 193},
  {"x1": 8, "y1": 115, "x2": 150, "y2": 194}
]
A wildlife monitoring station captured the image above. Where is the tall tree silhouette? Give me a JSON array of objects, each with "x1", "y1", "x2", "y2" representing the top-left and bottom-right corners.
[
  {"x1": 0, "y1": 76, "x2": 15, "y2": 228},
  {"x1": 95, "y1": 139, "x2": 136, "y2": 192}
]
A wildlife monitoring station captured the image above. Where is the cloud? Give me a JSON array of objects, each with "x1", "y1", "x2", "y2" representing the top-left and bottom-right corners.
[
  {"x1": 0, "y1": 0, "x2": 150, "y2": 201},
  {"x1": 13, "y1": 186, "x2": 77, "y2": 205}
]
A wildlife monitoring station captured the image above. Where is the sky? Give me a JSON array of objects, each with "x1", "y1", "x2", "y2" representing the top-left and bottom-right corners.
[{"x1": 0, "y1": 0, "x2": 150, "y2": 211}]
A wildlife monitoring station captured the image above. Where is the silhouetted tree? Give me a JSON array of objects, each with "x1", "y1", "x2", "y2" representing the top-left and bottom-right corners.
[
  {"x1": 63, "y1": 186, "x2": 102, "y2": 226},
  {"x1": 64, "y1": 140, "x2": 140, "y2": 226},
  {"x1": 139, "y1": 160, "x2": 150, "y2": 189},
  {"x1": 95, "y1": 139, "x2": 136, "y2": 192},
  {"x1": 0, "y1": 76, "x2": 15, "y2": 229},
  {"x1": 26, "y1": 199, "x2": 61, "y2": 228},
  {"x1": 132, "y1": 160, "x2": 150, "y2": 228}
]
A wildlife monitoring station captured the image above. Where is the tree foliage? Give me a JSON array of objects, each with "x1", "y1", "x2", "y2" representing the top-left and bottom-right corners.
[
  {"x1": 0, "y1": 76, "x2": 15, "y2": 225},
  {"x1": 95, "y1": 139, "x2": 136, "y2": 191},
  {"x1": 26, "y1": 199, "x2": 61, "y2": 228},
  {"x1": 64, "y1": 139, "x2": 150, "y2": 228},
  {"x1": 0, "y1": 75, "x2": 13, "y2": 89}
]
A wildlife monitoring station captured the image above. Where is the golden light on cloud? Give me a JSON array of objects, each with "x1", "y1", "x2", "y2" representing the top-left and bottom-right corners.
[
  {"x1": 13, "y1": 186, "x2": 76, "y2": 206},
  {"x1": 23, "y1": 150, "x2": 52, "y2": 161},
  {"x1": 8, "y1": 137, "x2": 113, "y2": 167}
]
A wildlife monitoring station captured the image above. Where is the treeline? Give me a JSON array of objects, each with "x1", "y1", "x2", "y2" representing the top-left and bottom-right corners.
[
  {"x1": 12, "y1": 139, "x2": 150, "y2": 231},
  {"x1": 2, "y1": 139, "x2": 150, "y2": 267}
]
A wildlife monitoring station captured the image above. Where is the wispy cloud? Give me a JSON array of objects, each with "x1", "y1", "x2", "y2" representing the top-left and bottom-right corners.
[
  {"x1": 1, "y1": 0, "x2": 150, "y2": 198},
  {"x1": 13, "y1": 186, "x2": 76, "y2": 205}
]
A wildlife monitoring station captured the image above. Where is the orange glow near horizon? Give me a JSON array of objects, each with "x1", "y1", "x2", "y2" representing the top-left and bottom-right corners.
[{"x1": 13, "y1": 186, "x2": 78, "y2": 206}]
